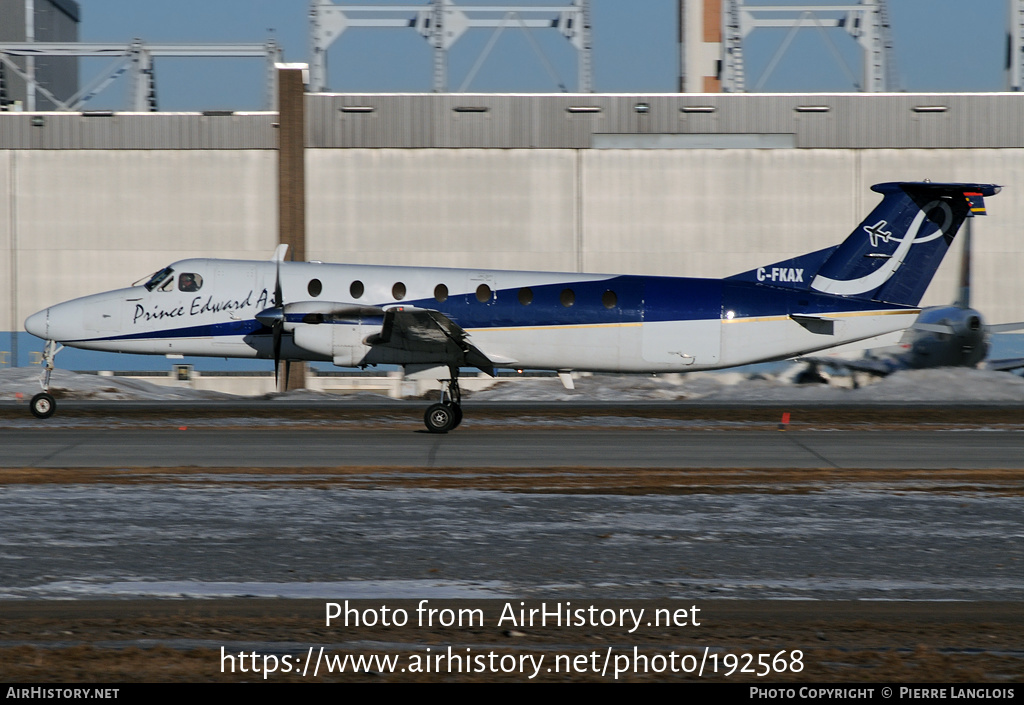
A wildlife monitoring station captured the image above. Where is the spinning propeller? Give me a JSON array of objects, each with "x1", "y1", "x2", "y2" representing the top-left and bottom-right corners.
[{"x1": 255, "y1": 245, "x2": 290, "y2": 391}]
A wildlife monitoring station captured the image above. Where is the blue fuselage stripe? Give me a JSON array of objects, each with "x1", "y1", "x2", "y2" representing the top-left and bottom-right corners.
[{"x1": 66, "y1": 275, "x2": 913, "y2": 344}]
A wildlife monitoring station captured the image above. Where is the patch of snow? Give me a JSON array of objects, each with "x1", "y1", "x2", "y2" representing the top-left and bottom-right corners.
[
  {"x1": 468, "y1": 368, "x2": 1024, "y2": 403},
  {"x1": 0, "y1": 368, "x2": 237, "y2": 402},
  {"x1": 2, "y1": 365, "x2": 1023, "y2": 404}
]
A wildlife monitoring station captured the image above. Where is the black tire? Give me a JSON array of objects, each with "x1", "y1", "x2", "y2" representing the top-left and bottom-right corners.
[
  {"x1": 30, "y1": 392, "x2": 56, "y2": 419},
  {"x1": 449, "y1": 403, "x2": 463, "y2": 430},
  {"x1": 424, "y1": 403, "x2": 455, "y2": 433}
]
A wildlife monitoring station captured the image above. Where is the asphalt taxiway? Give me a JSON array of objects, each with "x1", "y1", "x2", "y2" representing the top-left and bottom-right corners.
[{"x1": 3, "y1": 425, "x2": 1024, "y2": 470}]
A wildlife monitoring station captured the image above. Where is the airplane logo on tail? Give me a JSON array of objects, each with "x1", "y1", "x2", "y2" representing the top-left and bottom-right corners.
[
  {"x1": 863, "y1": 220, "x2": 893, "y2": 247},
  {"x1": 812, "y1": 199, "x2": 954, "y2": 298}
]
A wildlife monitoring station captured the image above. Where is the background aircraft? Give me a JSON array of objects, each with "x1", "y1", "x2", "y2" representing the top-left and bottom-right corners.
[{"x1": 25, "y1": 182, "x2": 999, "y2": 432}]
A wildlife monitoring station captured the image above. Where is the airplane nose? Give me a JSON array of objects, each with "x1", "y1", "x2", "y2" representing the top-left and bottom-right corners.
[{"x1": 24, "y1": 309, "x2": 49, "y2": 339}]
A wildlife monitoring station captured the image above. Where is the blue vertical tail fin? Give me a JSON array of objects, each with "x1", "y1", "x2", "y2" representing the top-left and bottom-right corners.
[{"x1": 728, "y1": 182, "x2": 1000, "y2": 307}]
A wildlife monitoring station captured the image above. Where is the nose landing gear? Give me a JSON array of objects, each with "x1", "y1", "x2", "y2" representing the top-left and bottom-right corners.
[{"x1": 30, "y1": 339, "x2": 62, "y2": 419}]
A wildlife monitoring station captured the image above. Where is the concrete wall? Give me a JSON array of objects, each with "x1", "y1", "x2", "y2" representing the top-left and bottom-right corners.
[
  {"x1": 307, "y1": 147, "x2": 1024, "y2": 323},
  {"x1": 306, "y1": 149, "x2": 580, "y2": 272},
  {"x1": 3, "y1": 150, "x2": 277, "y2": 330}
]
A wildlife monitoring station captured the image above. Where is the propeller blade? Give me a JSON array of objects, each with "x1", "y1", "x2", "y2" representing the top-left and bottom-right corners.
[
  {"x1": 273, "y1": 325, "x2": 282, "y2": 386},
  {"x1": 272, "y1": 256, "x2": 284, "y2": 390},
  {"x1": 274, "y1": 258, "x2": 283, "y2": 311}
]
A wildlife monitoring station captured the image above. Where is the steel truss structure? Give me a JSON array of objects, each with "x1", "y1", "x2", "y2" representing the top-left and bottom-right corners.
[
  {"x1": 720, "y1": 0, "x2": 897, "y2": 93},
  {"x1": 309, "y1": 0, "x2": 591, "y2": 93},
  {"x1": 0, "y1": 40, "x2": 281, "y2": 111}
]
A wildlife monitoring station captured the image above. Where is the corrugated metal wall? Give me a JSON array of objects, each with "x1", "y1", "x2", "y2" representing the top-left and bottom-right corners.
[
  {"x1": 3, "y1": 93, "x2": 1023, "y2": 150},
  {"x1": 311, "y1": 93, "x2": 1024, "y2": 149},
  {"x1": 0, "y1": 112, "x2": 278, "y2": 149}
]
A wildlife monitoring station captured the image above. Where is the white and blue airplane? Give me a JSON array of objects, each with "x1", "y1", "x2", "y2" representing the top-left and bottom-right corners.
[{"x1": 24, "y1": 181, "x2": 999, "y2": 432}]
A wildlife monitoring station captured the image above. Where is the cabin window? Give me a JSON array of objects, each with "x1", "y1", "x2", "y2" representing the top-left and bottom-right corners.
[
  {"x1": 392, "y1": 282, "x2": 407, "y2": 300},
  {"x1": 308, "y1": 278, "x2": 322, "y2": 297},
  {"x1": 476, "y1": 284, "x2": 492, "y2": 303},
  {"x1": 178, "y1": 273, "x2": 202, "y2": 293},
  {"x1": 518, "y1": 287, "x2": 533, "y2": 305},
  {"x1": 434, "y1": 284, "x2": 448, "y2": 302},
  {"x1": 602, "y1": 290, "x2": 617, "y2": 309},
  {"x1": 560, "y1": 288, "x2": 575, "y2": 307},
  {"x1": 350, "y1": 280, "x2": 364, "y2": 299}
]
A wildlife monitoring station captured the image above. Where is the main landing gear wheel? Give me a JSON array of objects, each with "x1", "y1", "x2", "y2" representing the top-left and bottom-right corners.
[
  {"x1": 30, "y1": 392, "x2": 56, "y2": 419},
  {"x1": 423, "y1": 369, "x2": 463, "y2": 433},
  {"x1": 424, "y1": 403, "x2": 456, "y2": 433}
]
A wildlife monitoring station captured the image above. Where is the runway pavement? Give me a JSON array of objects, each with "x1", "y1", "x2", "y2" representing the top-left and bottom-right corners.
[{"x1": 3, "y1": 426, "x2": 1024, "y2": 470}]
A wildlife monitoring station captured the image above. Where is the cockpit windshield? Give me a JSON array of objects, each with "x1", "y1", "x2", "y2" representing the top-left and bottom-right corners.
[{"x1": 141, "y1": 266, "x2": 174, "y2": 292}]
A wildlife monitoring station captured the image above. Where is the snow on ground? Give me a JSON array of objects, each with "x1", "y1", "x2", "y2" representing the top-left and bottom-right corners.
[
  {"x1": 2, "y1": 365, "x2": 1023, "y2": 404},
  {"x1": 0, "y1": 368, "x2": 237, "y2": 402},
  {"x1": 470, "y1": 368, "x2": 1024, "y2": 403}
]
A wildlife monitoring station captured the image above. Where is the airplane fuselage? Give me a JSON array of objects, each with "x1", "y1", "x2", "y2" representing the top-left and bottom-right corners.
[{"x1": 26, "y1": 258, "x2": 921, "y2": 374}]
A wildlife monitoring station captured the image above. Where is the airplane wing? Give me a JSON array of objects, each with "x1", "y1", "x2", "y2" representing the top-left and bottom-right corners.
[
  {"x1": 979, "y1": 322, "x2": 1024, "y2": 371},
  {"x1": 988, "y1": 321, "x2": 1024, "y2": 334},
  {"x1": 983, "y1": 357, "x2": 1024, "y2": 372},
  {"x1": 365, "y1": 306, "x2": 514, "y2": 375}
]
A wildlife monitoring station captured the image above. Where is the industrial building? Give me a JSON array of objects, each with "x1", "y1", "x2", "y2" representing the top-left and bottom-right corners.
[{"x1": 2, "y1": 90, "x2": 1024, "y2": 372}]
